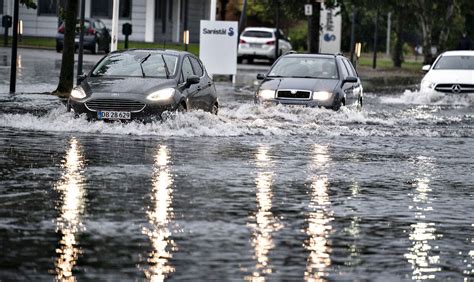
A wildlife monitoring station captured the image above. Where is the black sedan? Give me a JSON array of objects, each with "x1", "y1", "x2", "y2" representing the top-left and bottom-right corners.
[
  {"x1": 68, "y1": 49, "x2": 219, "y2": 121},
  {"x1": 56, "y1": 18, "x2": 111, "y2": 54},
  {"x1": 255, "y1": 53, "x2": 363, "y2": 110}
]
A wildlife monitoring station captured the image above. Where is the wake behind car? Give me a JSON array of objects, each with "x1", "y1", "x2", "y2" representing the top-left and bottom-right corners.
[
  {"x1": 420, "y1": 50, "x2": 474, "y2": 94},
  {"x1": 255, "y1": 53, "x2": 363, "y2": 110},
  {"x1": 68, "y1": 49, "x2": 219, "y2": 121}
]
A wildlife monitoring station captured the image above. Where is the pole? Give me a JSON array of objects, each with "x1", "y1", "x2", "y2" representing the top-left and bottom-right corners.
[
  {"x1": 9, "y1": 0, "x2": 19, "y2": 93},
  {"x1": 386, "y1": 12, "x2": 391, "y2": 56},
  {"x1": 274, "y1": 0, "x2": 280, "y2": 60},
  {"x1": 314, "y1": 1, "x2": 321, "y2": 53},
  {"x1": 350, "y1": 7, "x2": 356, "y2": 63},
  {"x1": 210, "y1": 0, "x2": 216, "y2": 21},
  {"x1": 183, "y1": 0, "x2": 189, "y2": 51},
  {"x1": 307, "y1": 1, "x2": 313, "y2": 53},
  {"x1": 238, "y1": 0, "x2": 248, "y2": 35},
  {"x1": 372, "y1": 8, "x2": 379, "y2": 69},
  {"x1": 77, "y1": 0, "x2": 85, "y2": 83},
  {"x1": 111, "y1": 0, "x2": 120, "y2": 51}
]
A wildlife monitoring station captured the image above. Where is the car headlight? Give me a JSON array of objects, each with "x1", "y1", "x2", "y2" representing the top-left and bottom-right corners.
[
  {"x1": 70, "y1": 87, "x2": 86, "y2": 99},
  {"x1": 313, "y1": 91, "x2": 332, "y2": 101},
  {"x1": 147, "y1": 88, "x2": 175, "y2": 101},
  {"x1": 257, "y1": 89, "x2": 275, "y2": 100},
  {"x1": 421, "y1": 80, "x2": 436, "y2": 89}
]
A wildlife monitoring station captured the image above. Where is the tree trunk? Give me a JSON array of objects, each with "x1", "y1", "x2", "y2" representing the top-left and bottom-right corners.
[
  {"x1": 54, "y1": 0, "x2": 78, "y2": 97},
  {"x1": 392, "y1": 8, "x2": 404, "y2": 68},
  {"x1": 438, "y1": 0, "x2": 455, "y2": 53},
  {"x1": 219, "y1": 0, "x2": 228, "y2": 20}
]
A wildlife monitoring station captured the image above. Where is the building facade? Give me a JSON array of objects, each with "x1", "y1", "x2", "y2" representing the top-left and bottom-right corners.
[{"x1": 1, "y1": 0, "x2": 211, "y2": 43}]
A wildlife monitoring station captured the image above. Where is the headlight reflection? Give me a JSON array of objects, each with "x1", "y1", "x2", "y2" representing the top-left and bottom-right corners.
[
  {"x1": 54, "y1": 138, "x2": 86, "y2": 281},
  {"x1": 246, "y1": 146, "x2": 282, "y2": 281},
  {"x1": 143, "y1": 145, "x2": 175, "y2": 281},
  {"x1": 404, "y1": 156, "x2": 440, "y2": 280},
  {"x1": 304, "y1": 144, "x2": 334, "y2": 281}
]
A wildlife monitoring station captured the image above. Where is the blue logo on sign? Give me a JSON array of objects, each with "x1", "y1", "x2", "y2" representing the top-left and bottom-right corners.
[
  {"x1": 324, "y1": 33, "x2": 336, "y2": 42},
  {"x1": 228, "y1": 27, "x2": 235, "y2": 36}
]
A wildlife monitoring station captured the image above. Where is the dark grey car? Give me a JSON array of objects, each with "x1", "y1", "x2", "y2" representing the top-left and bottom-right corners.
[
  {"x1": 255, "y1": 53, "x2": 363, "y2": 110},
  {"x1": 56, "y1": 18, "x2": 111, "y2": 54},
  {"x1": 68, "y1": 49, "x2": 219, "y2": 121}
]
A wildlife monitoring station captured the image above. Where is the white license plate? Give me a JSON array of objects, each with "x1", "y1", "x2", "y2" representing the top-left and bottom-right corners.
[
  {"x1": 98, "y1": 111, "x2": 131, "y2": 120},
  {"x1": 249, "y1": 43, "x2": 262, "y2": 48}
]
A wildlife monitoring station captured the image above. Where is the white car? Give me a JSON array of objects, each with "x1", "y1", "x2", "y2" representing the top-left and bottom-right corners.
[
  {"x1": 238, "y1": 27, "x2": 292, "y2": 64},
  {"x1": 420, "y1": 50, "x2": 474, "y2": 94}
]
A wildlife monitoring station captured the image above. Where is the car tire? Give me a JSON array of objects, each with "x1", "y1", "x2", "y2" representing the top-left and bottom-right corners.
[
  {"x1": 177, "y1": 102, "x2": 187, "y2": 113},
  {"x1": 211, "y1": 103, "x2": 218, "y2": 115},
  {"x1": 237, "y1": 57, "x2": 243, "y2": 64},
  {"x1": 56, "y1": 45, "x2": 62, "y2": 53},
  {"x1": 358, "y1": 96, "x2": 363, "y2": 108},
  {"x1": 92, "y1": 42, "x2": 99, "y2": 54},
  {"x1": 247, "y1": 57, "x2": 254, "y2": 64},
  {"x1": 66, "y1": 100, "x2": 71, "y2": 112},
  {"x1": 332, "y1": 99, "x2": 344, "y2": 111}
]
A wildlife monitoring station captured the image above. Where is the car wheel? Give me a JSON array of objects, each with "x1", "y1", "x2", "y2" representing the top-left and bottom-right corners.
[
  {"x1": 66, "y1": 100, "x2": 71, "y2": 112},
  {"x1": 332, "y1": 99, "x2": 344, "y2": 111},
  {"x1": 177, "y1": 102, "x2": 187, "y2": 113},
  {"x1": 56, "y1": 45, "x2": 62, "y2": 53},
  {"x1": 211, "y1": 103, "x2": 218, "y2": 115},
  {"x1": 237, "y1": 57, "x2": 243, "y2": 64},
  {"x1": 358, "y1": 96, "x2": 363, "y2": 108},
  {"x1": 247, "y1": 57, "x2": 254, "y2": 64}
]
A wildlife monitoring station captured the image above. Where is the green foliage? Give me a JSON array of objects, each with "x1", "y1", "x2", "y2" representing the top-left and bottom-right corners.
[
  {"x1": 20, "y1": 0, "x2": 37, "y2": 9},
  {"x1": 287, "y1": 22, "x2": 307, "y2": 52}
]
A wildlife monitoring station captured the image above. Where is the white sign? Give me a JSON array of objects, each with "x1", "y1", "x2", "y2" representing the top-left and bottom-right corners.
[
  {"x1": 199, "y1": 20, "x2": 238, "y2": 75},
  {"x1": 304, "y1": 4, "x2": 313, "y2": 16},
  {"x1": 319, "y1": 4, "x2": 341, "y2": 54}
]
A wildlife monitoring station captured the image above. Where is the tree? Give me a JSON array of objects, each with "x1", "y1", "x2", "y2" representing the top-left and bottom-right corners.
[
  {"x1": 54, "y1": 0, "x2": 78, "y2": 97},
  {"x1": 20, "y1": 0, "x2": 36, "y2": 9}
]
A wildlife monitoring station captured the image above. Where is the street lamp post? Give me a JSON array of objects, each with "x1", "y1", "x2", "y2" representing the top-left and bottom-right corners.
[
  {"x1": 77, "y1": 0, "x2": 86, "y2": 84},
  {"x1": 274, "y1": 0, "x2": 280, "y2": 60},
  {"x1": 9, "y1": 0, "x2": 19, "y2": 93}
]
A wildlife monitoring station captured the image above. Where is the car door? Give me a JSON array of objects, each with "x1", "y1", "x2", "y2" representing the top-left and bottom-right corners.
[
  {"x1": 337, "y1": 57, "x2": 356, "y2": 103},
  {"x1": 342, "y1": 58, "x2": 362, "y2": 103},
  {"x1": 181, "y1": 56, "x2": 200, "y2": 109},
  {"x1": 189, "y1": 56, "x2": 214, "y2": 111},
  {"x1": 278, "y1": 30, "x2": 292, "y2": 54},
  {"x1": 93, "y1": 20, "x2": 107, "y2": 50}
]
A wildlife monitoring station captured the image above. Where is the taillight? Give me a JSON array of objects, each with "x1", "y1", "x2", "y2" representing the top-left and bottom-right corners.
[
  {"x1": 240, "y1": 39, "x2": 246, "y2": 44},
  {"x1": 87, "y1": 27, "x2": 96, "y2": 35},
  {"x1": 266, "y1": 40, "x2": 275, "y2": 45},
  {"x1": 58, "y1": 26, "x2": 65, "y2": 33}
]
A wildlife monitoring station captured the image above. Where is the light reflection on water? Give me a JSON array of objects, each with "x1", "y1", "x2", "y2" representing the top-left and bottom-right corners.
[
  {"x1": 405, "y1": 156, "x2": 441, "y2": 280},
  {"x1": 143, "y1": 145, "x2": 175, "y2": 281},
  {"x1": 246, "y1": 146, "x2": 282, "y2": 281},
  {"x1": 304, "y1": 145, "x2": 334, "y2": 281},
  {"x1": 54, "y1": 138, "x2": 86, "y2": 281}
]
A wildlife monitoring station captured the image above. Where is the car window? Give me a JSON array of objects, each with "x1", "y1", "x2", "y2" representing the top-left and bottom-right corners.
[
  {"x1": 242, "y1": 30, "x2": 273, "y2": 38},
  {"x1": 91, "y1": 52, "x2": 178, "y2": 77},
  {"x1": 93, "y1": 21, "x2": 102, "y2": 29},
  {"x1": 268, "y1": 57, "x2": 338, "y2": 79},
  {"x1": 190, "y1": 57, "x2": 204, "y2": 77},
  {"x1": 181, "y1": 57, "x2": 194, "y2": 80},
  {"x1": 338, "y1": 58, "x2": 349, "y2": 79},
  {"x1": 342, "y1": 59, "x2": 357, "y2": 77},
  {"x1": 433, "y1": 55, "x2": 474, "y2": 70}
]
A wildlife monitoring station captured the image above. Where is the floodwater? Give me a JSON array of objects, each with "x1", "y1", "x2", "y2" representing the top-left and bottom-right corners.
[{"x1": 0, "y1": 48, "x2": 473, "y2": 280}]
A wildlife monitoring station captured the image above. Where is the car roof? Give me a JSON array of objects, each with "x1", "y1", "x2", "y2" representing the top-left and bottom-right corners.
[
  {"x1": 440, "y1": 50, "x2": 474, "y2": 56},
  {"x1": 243, "y1": 27, "x2": 276, "y2": 33},
  {"x1": 109, "y1": 48, "x2": 192, "y2": 57},
  {"x1": 284, "y1": 53, "x2": 339, "y2": 59}
]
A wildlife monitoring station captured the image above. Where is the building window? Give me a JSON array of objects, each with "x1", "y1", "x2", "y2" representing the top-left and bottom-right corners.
[
  {"x1": 91, "y1": 0, "x2": 132, "y2": 19},
  {"x1": 38, "y1": 0, "x2": 57, "y2": 16}
]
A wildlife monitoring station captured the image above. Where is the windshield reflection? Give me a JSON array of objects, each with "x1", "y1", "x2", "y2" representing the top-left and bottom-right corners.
[
  {"x1": 246, "y1": 146, "x2": 282, "y2": 281},
  {"x1": 143, "y1": 145, "x2": 175, "y2": 281},
  {"x1": 304, "y1": 145, "x2": 334, "y2": 281},
  {"x1": 54, "y1": 138, "x2": 86, "y2": 280},
  {"x1": 405, "y1": 156, "x2": 440, "y2": 280}
]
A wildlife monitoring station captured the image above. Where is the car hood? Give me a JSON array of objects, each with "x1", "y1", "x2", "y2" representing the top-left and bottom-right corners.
[
  {"x1": 424, "y1": 70, "x2": 474, "y2": 84},
  {"x1": 259, "y1": 77, "x2": 339, "y2": 92},
  {"x1": 83, "y1": 76, "x2": 176, "y2": 95}
]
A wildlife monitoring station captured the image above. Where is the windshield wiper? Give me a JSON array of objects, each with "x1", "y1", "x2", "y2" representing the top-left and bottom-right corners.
[
  {"x1": 161, "y1": 54, "x2": 170, "y2": 79},
  {"x1": 139, "y1": 53, "x2": 151, "y2": 77}
]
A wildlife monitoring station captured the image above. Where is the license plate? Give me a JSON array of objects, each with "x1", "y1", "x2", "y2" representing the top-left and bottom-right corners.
[
  {"x1": 249, "y1": 43, "x2": 262, "y2": 48},
  {"x1": 98, "y1": 111, "x2": 131, "y2": 120},
  {"x1": 74, "y1": 38, "x2": 79, "y2": 43}
]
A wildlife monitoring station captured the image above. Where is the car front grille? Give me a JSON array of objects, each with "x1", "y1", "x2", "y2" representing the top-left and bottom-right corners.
[
  {"x1": 85, "y1": 99, "x2": 146, "y2": 112},
  {"x1": 276, "y1": 90, "x2": 311, "y2": 100},
  {"x1": 434, "y1": 84, "x2": 474, "y2": 94}
]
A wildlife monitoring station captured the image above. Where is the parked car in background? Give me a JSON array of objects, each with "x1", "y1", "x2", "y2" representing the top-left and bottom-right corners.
[
  {"x1": 255, "y1": 53, "x2": 363, "y2": 111},
  {"x1": 420, "y1": 50, "x2": 474, "y2": 94},
  {"x1": 68, "y1": 49, "x2": 218, "y2": 122},
  {"x1": 56, "y1": 18, "x2": 111, "y2": 54},
  {"x1": 238, "y1": 27, "x2": 292, "y2": 64}
]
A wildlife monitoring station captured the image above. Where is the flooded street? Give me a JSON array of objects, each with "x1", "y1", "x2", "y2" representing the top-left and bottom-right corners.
[{"x1": 0, "y1": 48, "x2": 473, "y2": 280}]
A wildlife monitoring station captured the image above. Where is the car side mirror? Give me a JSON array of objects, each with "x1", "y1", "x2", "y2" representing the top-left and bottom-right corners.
[
  {"x1": 77, "y1": 73, "x2": 87, "y2": 84},
  {"x1": 342, "y1": 76, "x2": 358, "y2": 85},
  {"x1": 186, "y1": 75, "x2": 200, "y2": 87},
  {"x1": 422, "y1": 65, "x2": 431, "y2": 72},
  {"x1": 256, "y1": 73, "x2": 265, "y2": 80}
]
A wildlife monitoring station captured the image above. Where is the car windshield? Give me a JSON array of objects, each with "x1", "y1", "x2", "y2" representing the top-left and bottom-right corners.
[
  {"x1": 433, "y1": 55, "x2": 474, "y2": 70},
  {"x1": 268, "y1": 57, "x2": 338, "y2": 79},
  {"x1": 91, "y1": 52, "x2": 178, "y2": 78},
  {"x1": 242, "y1": 30, "x2": 273, "y2": 38}
]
